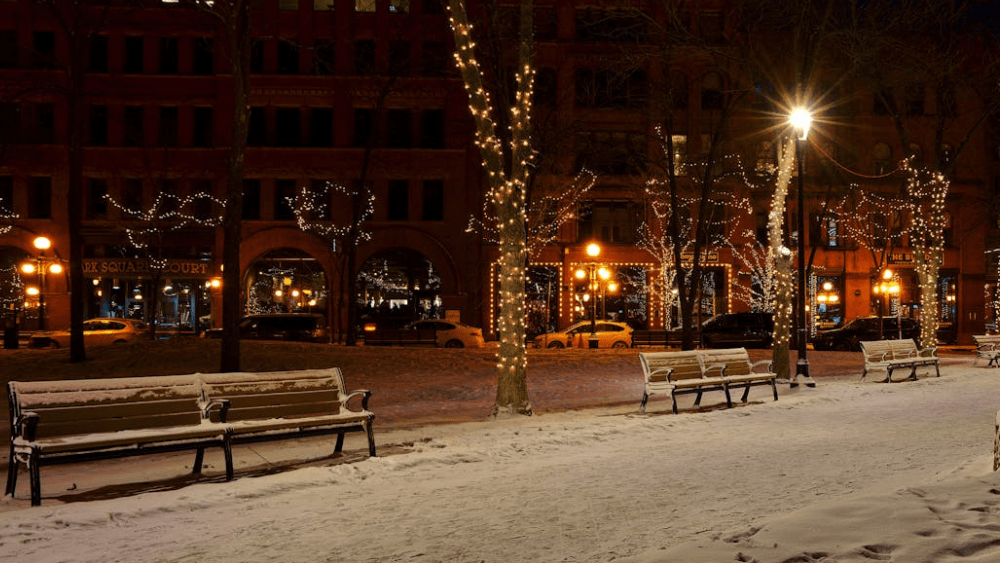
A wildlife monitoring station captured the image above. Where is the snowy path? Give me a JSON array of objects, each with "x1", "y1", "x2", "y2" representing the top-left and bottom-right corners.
[{"x1": 2, "y1": 365, "x2": 999, "y2": 563}]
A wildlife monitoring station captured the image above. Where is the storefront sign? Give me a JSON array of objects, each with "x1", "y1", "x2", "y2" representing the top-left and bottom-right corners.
[{"x1": 83, "y1": 259, "x2": 211, "y2": 277}]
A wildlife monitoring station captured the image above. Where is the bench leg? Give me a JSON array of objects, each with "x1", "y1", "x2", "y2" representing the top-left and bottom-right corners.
[
  {"x1": 4, "y1": 444, "x2": 17, "y2": 498},
  {"x1": 28, "y1": 449, "x2": 41, "y2": 507},
  {"x1": 334, "y1": 431, "x2": 346, "y2": 454},
  {"x1": 935, "y1": 362, "x2": 941, "y2": 377},
  {"x1": 740, "y1": 384, "x2": 751, "y2": 403},
  {"x1": 694, "y1": 391, "x2": 703, "y2": 407},
  {"x1": 723, "y1": 384, "x2": 733, "y2": 409},
  {"x1": 860, "y1": 368, "x2": 867, "y2": 381},
  {"x1": 193, "y1": 448, "x2": 205, "y2": 475},
  {"x1": 771, "y1": 379, "x2": 779, "y2": 401},
  {"x1": 366, "y1": 422, "x2": 377, "y2": 457},
  {"x1": 639, "y1": 392, "x2": 649, "y2": 413},
  {"x1": 222, "y1": 435, "x2": 234, "y2": 481},
  {"x1": 671, "y1": 391, "x2": 679, "y2": 414},
  {"x1": 909, "y1": 366, "x2": 918, "y2": 381}
]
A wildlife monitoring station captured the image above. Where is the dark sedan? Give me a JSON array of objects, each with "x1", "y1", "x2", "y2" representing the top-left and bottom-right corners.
[{"x1": 812, "y1": 316, "x2": 921, "y2": 351}]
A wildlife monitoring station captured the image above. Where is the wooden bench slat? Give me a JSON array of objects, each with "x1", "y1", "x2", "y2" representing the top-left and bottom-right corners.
[{"x1": 859, "y1": 339, "x2": 940, "y2": 382}]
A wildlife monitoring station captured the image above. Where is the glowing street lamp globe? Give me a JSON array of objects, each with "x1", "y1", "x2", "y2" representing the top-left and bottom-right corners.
[{"x1": 789, "y1": 108, "x2": 812, "y2": 140}]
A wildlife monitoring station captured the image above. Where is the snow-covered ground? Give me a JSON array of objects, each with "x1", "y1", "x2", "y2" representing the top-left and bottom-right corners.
[{"x1": 3, "y1": 362, "x2": 1000, "y2": 563}]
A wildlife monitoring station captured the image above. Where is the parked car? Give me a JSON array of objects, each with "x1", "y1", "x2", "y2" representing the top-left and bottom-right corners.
[
  {"x1": 812, "y1": 316, "x2": 921, "y2": 351},
  {"x1": 404, "y1": 319, "x2": 485, "y2": 348},
  {"x1": 30, "y1": 317, "x2": 150, "y2": 348},
  {"x1": 700, "y1": 312, "x2": 774, "y2": 349},
  {"x1": 204, "y1": 313, "x2": 328, "y2": 342},
  {"x1": 533, "y1": 320, "x2": 633, "y2": 349}
]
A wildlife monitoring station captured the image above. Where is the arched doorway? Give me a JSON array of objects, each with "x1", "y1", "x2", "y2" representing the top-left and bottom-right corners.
[
  {"x1": 357, "y1": 248, "x2": 442, "y2": 329},
  {"x1": 244, "y1": 248, "x2": 328, "y2": 318}
]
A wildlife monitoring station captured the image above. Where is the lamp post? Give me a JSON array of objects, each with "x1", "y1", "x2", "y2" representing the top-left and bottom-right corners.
[
  {"x1": 575, "y1": 243, "x2": 609, "y2": 349},
  {"x1": 789, "y1": 108, "x2": 815, "y2": 387},
  {"x1": 20, "y1": 236, "x2": 62, "y2": 331},
  {"x1": 874, "y1": 268, "x2": 901, "y2": 339}
]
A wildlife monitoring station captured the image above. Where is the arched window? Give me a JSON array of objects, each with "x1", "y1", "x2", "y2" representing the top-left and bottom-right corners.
[{"x1": 701, "y1": 72, "x2": 723, "y2": 110}]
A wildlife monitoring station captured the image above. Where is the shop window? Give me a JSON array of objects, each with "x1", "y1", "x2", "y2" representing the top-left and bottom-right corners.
[
  {"x1": 243, "y1": 179, "x2": 261, "y2": 220},
  {"x1": 422, "y1": 180, "x2": 444, "y2": 221},
  {"x1": 28, "y1": 176, "x2": 51, "y2": 219},
  {"x1": 159, "y1": 37, "x2": 179, "y2": 74},
  {"x1": 88, "y1": 35, "x2": 108, "y2": 73},
  {"x1": 275, "y1": 107, "x2": 301, "y2": 147},
  {"x1": 274, "y1": 179, "x2": 297, "y2": 220},
  {"x1": 0, "y1": 30, "x2": 16, "y2": 68},
  {"x1": 386, "y1": 109, "x2": 412, "y2": 148},
  {"x1": 193, "y1": 37, "x2": 214, "y2": 75},
  {"x1": 123, "y1": 106, "x2": 144, "y2": 147},
  {"x1": 309, "y1": 107, "x2": 333, "y2": 147},
  {"x1": 158, "y1": 106, "x2": 178, "y2": 147},
  {"x1": 419, "y1": 109, "x2": 444, "y2": 148},
  {"x1": 193, "y1": 107, "x2": 213, "y2": 147},
  {"x1": 312, "y1": 40, "x2": 334, "y2": 75},
  {"x1": 124, "y1": 36, "x2": 144, "y2": 73},
  {"x1": 278, "y1": 40, "x2": 299, "y2": 74},
  {"x1": 32, "y1": 31, "x2": 55, "y2": 69},
  {"x1": 810, "y1": 211, "x2": 840, "y2": 248},
  {"x1": 88, "y1": 105, "x2": 108, "y2": 146},
  {"x1": 387, "y1": 180, "x2": 409, "y2": 220}
]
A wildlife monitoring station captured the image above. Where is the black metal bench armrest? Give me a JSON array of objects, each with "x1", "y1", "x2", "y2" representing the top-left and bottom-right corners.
[
  {"x1": 343, "y1": 389, "x2": 373, "y2": 412},
  {"x1": 17, "y1": 412, "x2": 40, "y2": 442},
  {"x1": 702, "y1": 363, "x2": 726, "y2": 377},
  {"x1": 204, "y1": 399, "x2": 231, "y2": 423},
  {"x1": 917, "y1": 347, "x2": 938, "y2": 358}
]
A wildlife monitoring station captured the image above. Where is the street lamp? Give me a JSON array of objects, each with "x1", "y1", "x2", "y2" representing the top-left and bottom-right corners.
[
  {"x1": 20, "y1": 236, "x2": 62, "y2": 331},
  {"x1": 873, "y1": 268, "x2": 901, "y2": 339},
  {"x1": 789, "y1": 108, "x2": 815, "y2": 387},
  {"x1": 575, "y1": 242, "x2": 611, "y2": 349}
]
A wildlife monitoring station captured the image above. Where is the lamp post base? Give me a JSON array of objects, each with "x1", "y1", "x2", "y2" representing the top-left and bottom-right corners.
[{"x1": 790, "y1": 358, "x2": 816, "y2": 388}]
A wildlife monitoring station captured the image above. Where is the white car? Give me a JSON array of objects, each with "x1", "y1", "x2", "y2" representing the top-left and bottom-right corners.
[
  {"x1": 405, "y1": 319, "x2": 486, "y2": 348},
  {"x1": 533, "y1": 321, "x2": 633, "y2": 349},
  {"x1": 30, "y1": 318, "x2": 150, "y2": 348}
]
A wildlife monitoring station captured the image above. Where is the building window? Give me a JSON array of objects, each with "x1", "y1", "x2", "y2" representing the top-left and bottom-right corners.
[
  {"x1": 575, "y1": 68, "x2": 647, "y2": 109},
  {"x1": 574, "y1": 131, "x2": 644, "y2": 176},
  {"x1": 250, "y1": 39, "x2": 264, "y2": 73},
  {"x1": 701, "y1": 73, "x2": 724, "y2": 110},
  {"x1": 312, "y1": 40, "x2": 334, "y2": 75},
  {"x1": 88, "y1": 35, "x2": 108, "y2": 73},
  {"x1": 123, "y1": 178, "x2": 143, "y2": 211},
  {"x1": 419, "y1": 109, "x2": 444, "y2": 148},
  {"x1": 278, "y1": 40, "x2": 299, "y2": 74},
  {"x1": 27, "y1": 177, "x2": 51, "y2": 219},
  {"x1": 0, "y1": 30, "x2": 16, "y2": 68},
  {"x1": 0, "y1": 103, "x2": 19, "y2": 144},
  {"x1": 274, "y1": 179, "x2": 297, "y2": 220},
  {"x1": 193, "y1": 107, "x2": 214, "y2": 147},
  {"x1": 905, "y1": 83, "x2": 924, "y2": 116},
  {"x1": 536, "y1": 67, "x2": 557, "y2": 108},
  {"x1": 355, "y1": 0, "x2": 376, "y2": 12},
  {"x1": 422, "y1": 41, "x2": 448, "y2": 76},
  {"x1": 577, "y1": 201, "x2": 640, "y2": 243},
  {"x1": 424, "y1": 0, "x2": 443, "y2": 14},
  {"x1": 354, "y1": 40, "x2": 376, "y2": 75},
  {"x1": 353, "y1": 108, "x2": 374, "y2": 147},
  {"x1": 422, "y1": 180, "x2": 444, "y2": 221},
  {"x1": 810, "y1": 211, "x2": 840, "y2": 247},
  {"x1": 386, "y1": 109, "x2": 411, "y2": 148},
  {"x1": 34, "y1": 103, "x2": 55, "y2": 144},
  {"x1": 158, "y1": 107, "x2": 178, "y2": 147},
  {"x1": 32, "y1": 31, "x2": 55, "y2": 69},
  {"x1": 0, "y1": 176, "x2": 13, "y2": 215},
  {"x1": 387, "y1": 180, "x2": 409, "y2": 220},
  {"x1": 87, "y1": 178, "x2": 108, "y2": 218},
  {"x1": 279, "y1": 0, "x2": 298, "y2": 9},
  {"x1": 575, "y1": 9, "x2": 646, "y2": 42},
  {"x1": 389, "y1": 0, "x2": 409, "y2": 13},
  {"x1": 123, "y1": 106, "x2": 144, "y2": 147},
  {"x1": 243, "y1": 179, "x2": 261, "y2": 220},
  {"x1": 755, "y1": 140, "x2": 776, "y2": 173},
  {"x1": 159, "y1": 37, "x2": 178, "y2": 74},
  {"x1": 193, "y1": 37, "x2": 214, "y2": 75},
  {"x1": 192, "y1": 179, "x2": 215, "y2": 221},
  {"x1": 88, "y1": 105, "x2": 108, "y2": 146},
  {"x1": 309, "y1": 107, "x2": 333, "y2": 147},
  {"x1": 248, "y1": 107, "x2": 266, "y2": 146},
  {"x1": 388, "y1": 40, "x2": 410, "y2": 76},
  {"x1": 313, "y1": 0, "x2": 334, "y2": 10},
  {"x1": 124, "y1": 36, "x2": 144, "y2": 73},
  {"x1": 276, "y1": 107, "x2": 301, "y2": 147}
]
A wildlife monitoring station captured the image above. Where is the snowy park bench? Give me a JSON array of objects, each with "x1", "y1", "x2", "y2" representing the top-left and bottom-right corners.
[
  {"x1": 639, "y1": 348, "x2": 777, "y2": 414},
  {"x1": 973, "y1": 335, "x2": 1000, "y2": 367},
  {"x1": 859, "y1": 339, "x2": 940, "y2": 383},
  {"x1": 6, "y1": 375, "x2": 234, "y2": 507},
  {"x1": 198, "y1": 368, "x2": 376, "y2": 461},
  {"x1": 6, "y1": 368, "x2": 375, "y2": 506}
]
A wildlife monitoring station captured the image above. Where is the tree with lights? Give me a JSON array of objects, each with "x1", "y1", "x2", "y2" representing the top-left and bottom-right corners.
[
  {"x1": 903, "y1": 162, "x2": 951, "y2": 348},
  {"x1": 105, "y1": 188, "x2": 225, "y2": 339},
  {"x1": 765, "y1": 138, "x2": 797, "y2": 380},
  {"x1": 448, "y1": 0, "x2": 533, "y2": 416}
]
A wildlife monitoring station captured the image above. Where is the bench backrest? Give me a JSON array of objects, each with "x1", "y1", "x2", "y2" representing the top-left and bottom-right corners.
[
  {"x1": 199, "y1": 368, "x2": 348, "y2": 423},
  {"x1": 974, "y1": 335, "x2": 1000, "y2": 346},
  {"x1": 699, "y1": 348, "x2": 752, "y2": 376},
  {"x1": 8, "y1": 375, "x2": 204, "y2": 439},
  {"x1": 860, "y1": 339, "x2": 917, "y2": 361},
  {"x1": 639, "y1": 351, "x2": 703, "y2": 382}
]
